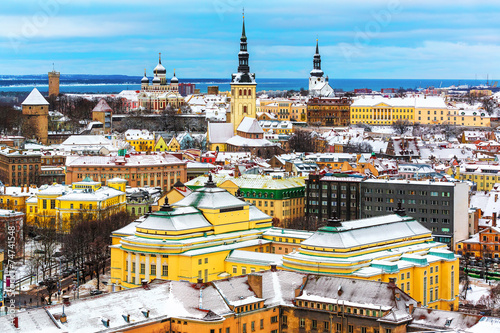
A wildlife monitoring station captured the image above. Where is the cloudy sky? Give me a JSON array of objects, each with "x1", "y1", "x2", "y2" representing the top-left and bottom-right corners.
[{"x1": 1, "y1": 0, "x2": 499, "y2": 80}]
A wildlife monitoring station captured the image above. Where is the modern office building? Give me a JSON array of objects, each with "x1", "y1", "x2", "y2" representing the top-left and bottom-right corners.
[{"x1": 360, "y1": 179, "x2": 469, "y2": 248}]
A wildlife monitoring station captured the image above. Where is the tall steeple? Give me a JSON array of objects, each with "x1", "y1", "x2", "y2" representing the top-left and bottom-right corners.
[
  {"x1": 311, "y1": 39, "x2": 324, "y2": 77},
  {"x1": 229, "y1": 12, "x2": 257, "y2": 133},
  {"x1": 237, "y1": 13, "x2": 249, "y2": 74},
  {"x1": 231, "y1": 12, "x2": 255, "y2": 84}
]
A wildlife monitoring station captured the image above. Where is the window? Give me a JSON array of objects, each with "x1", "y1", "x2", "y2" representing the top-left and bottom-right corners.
[
  {"x1": 271, "y1": 316, "x2": 278, "y2": 323},
  {"x1": 233, "y1": 266, "x2": 237, "y2": 274},
  {"x1": 348, "y1": 325, "x2": 353, "y2": 333},
  {"x1": 361, "y1": 328, "x2": 367, "y2": 333},
  {"x1": 140, "y1": 263, "x2": 145, "y2": 274},
  {"x1": 431, "y1": 191, "x2": 438, "y2": 196},
  {"x1": 251, "y1": 321, "x2": 255, "y2": 331},
  {"x1": 386, "y1": 329, "x2": 392, "y2": 333},
  {"x1": 260, "y1": 318, "x2": 264, "y2": 329},
  {"x1": 162, "y1": 265, "x2": 168, "y2": 276},
  {"x1": 299, "y1": 318, "x2": 305, "y2": 328},
  {"x1": 324, "y1": 322, "x2": 329, "y2": 330},
  {"x1": 150, "y1": 264, "x2": 156, "y2": 275},
  {"x1": 312, "y1": 320, "x2": 317, "y2": 329},
  {"x1": 242, "y1": 323, "x2": 247, "y2": 333},
  {"x1": 336, "y1": 323, "x2": 342, "y2": 333}
]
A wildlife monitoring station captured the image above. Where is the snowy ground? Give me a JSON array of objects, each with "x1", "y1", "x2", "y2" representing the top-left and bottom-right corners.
[{"x1": 460, "y1": 277, "x2": 496, "y2": 304}]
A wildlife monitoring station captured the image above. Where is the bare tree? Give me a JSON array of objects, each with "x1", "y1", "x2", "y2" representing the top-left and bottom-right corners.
[
  {"x1": 288, "y1": 129, "x2": 315, "y2": 152},
  {"x1": 392, "y1": 119, "x2": 412, "y2": 136}
]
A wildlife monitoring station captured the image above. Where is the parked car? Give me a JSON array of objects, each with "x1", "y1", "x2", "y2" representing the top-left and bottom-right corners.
[{"x1": 90, "y1": 290, "x2": 103, "y2": 296}]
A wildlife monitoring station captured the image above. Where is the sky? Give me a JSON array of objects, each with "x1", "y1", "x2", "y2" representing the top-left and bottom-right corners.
[{"x1": 1, "y1": 0, "x2": 500, "y2": 80}]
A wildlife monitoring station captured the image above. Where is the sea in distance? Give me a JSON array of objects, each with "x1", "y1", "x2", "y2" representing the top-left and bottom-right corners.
[{"x1": 0, "y1": 75, "x2": 488, "y2": 95}]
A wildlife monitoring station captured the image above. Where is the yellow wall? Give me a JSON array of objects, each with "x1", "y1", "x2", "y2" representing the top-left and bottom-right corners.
[
  {"x1": 350, "y1": 104, "x2": 414, "y2": 125},
  {"x1": 230, "y1": 84, "x2": 257, "y2": 133}
]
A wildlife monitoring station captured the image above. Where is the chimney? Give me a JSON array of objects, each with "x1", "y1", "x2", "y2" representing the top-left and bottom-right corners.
[
  {"x1": 493, "y1": 213, "x2": 497, "y2": 227},
  {"x1": 394, "y1": 201, "x2": 406, "y2": 217},
  {"x1": 141, "y1": 279, "x2": 150, "y2": 290},
  {"x1": 247, "y1": 274, "x2": 263, "y2": 298},
  {"x1": 270, "y1": 264, "x2": 277, "y2": 272},
  {"x1": 195, "y1": 278, "x2": 204, "y2": 289},
  {"x1": 387, "y1": 278, "x2": 397, "y2": 289}
]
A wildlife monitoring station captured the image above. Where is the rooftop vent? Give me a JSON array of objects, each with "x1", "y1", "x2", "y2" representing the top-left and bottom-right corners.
[
  {"x1": 327, "y1": 213, "x2": 342, "y2": 227},
  {"x1": 159, "y1": 197, "x2": 173, "y2": 212},
  {"x1": 205, "y1": 173, "x2": 217, "y2": 188},
  {"x1": 394, "y1": 201, "x2": 406, "y2": 217}
]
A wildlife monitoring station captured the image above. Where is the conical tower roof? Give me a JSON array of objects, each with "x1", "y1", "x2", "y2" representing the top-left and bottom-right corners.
[{"x1": 22, "y1": 88, "x2": 49, "y2": 106}]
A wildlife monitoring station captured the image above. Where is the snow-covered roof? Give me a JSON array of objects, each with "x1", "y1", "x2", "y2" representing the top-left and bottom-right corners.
[
  {"x1": 208, "y1": 122, "x2": 234, "y2": 143},
  {"x1": 297, "y1": 275, "x2": 416, "y2": 323},
  {"x1": 92, "y1": 99, "x2": 113, "y2": 112},
  {"x1": 175, "y1": 186, "x2": 250, "y2": 210},
  {"x1": 226, "y1": 135, "x2": 274, "y2": 147},
  {"x1": 66, "y1": 153, "x2": 184, "y2": 168},
  {"x1": 22, "y1": 88, "x2": 49, "y2": 106},
  {"x1": 237, "y1": 117, "x2": 264, "y2": 134},
  {"x1": 137, "y1": 206, "x2": 211, "y2": 231},
  {"x1": 301, "y1": 214, "x2": 431, "y2": 250},
  {"x1": 61, "y1": 135, "x2": 111, "y2": 146}
]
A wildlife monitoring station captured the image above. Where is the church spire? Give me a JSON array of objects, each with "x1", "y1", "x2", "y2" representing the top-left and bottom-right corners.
[
  {"x1": 237, "y1": 12, "x2": 249, "y2": 74},
  {"x1": 314, "y1": 39, "x2": 321, "y2": 71},
  {"x1": 310, "y1": 38, "x2": 324, "y2": 77}
]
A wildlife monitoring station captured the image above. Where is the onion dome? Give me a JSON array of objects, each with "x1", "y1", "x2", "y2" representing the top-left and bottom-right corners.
[
  {"x1": 171, "y1": 69, "x2": 178, "y2": 83},
  {"x1": 152, "y1": 72, "x2": 161, "y2": 84},
  {"x1": 153, "y1": 52, "x2": 166, "y2": 74},
  {"x1": 141, "y1": 69, "x2": 149, "y2": 83}
]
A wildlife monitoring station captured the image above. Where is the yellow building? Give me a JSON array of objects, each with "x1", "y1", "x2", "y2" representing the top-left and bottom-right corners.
[
  {"x1": 280, "y1": 214, "x2": 459, "y2": 311},
  {"x1": 350, "y1": 97, "x2": 415, "y2": 125},
  {"x1": 351, "y1": 95, "x2": 491, "y2": 127},
  {"x1": 27, "y1": 177, "x2": 127, "y2": 231},
  {"x1": 455, "y1": 163, "x2": 500, "y2": 191},
  {"x1": 167, "y1": 136, "x2": 180, "y2": 152},
  {"x1": 125, "y1": 129, "x2": 155, "y2": 152},
  {"x1": 110, "y1": 175, "x2": 273, "y2": 289},
  {"x1": 259, "y1": 99, "x2": 306, "y2": 122},
  {"x1": 154, "y1": 135, "x2": 167, "y2": 151},
  {"x1": 444, "y1": 106, "x2": 491, "y2": 127},
  {"x1": 110, "y1": 174, "x2": 458, "y2": 310},
  {"x1": 0, "y1": 185, "x2": 38, "y2": 214},
  {"x1": 91, "y1": 99, "x2": 113, "y2": 134},
  {"x1": 185, "y1": 174, "x2": 306, "y2": 224}
]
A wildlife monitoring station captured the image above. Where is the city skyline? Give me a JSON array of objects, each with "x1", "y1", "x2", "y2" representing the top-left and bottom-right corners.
[{"x1": 1, "y1": 0, "x2": 499, "y2": 80}]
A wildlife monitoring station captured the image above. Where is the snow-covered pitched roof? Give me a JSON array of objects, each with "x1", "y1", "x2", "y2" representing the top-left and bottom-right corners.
[
  {"x1": 61, "y1": 135, "x2": 111, "y2": 146},
  {"x1": 237, "y1": 117, "x2": 264, "y2": 134},
  {"x1": 208, "y1": 122, "x2": 234, "y2": 143},
  {"x1": 22, "y1": 88, "x2": 49, "y2": 106},
  {"x1": 226, "y1": 135, "x2": 274, "y2": 147},
  {"x1": 92, "y1": 99, "x2": 113, "y2": 112}
]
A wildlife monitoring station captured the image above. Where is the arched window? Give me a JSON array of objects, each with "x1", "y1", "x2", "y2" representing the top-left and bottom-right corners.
[
  {"x1": 243, "y1": 90, "x2": 247, "y2": 96},
  {"x1": 247, "y1": 89, "x2": 251, "y2": 96},
  {"x1": 243, "y1": 106, "x2": 247, "y2": 113},
  {"x1": 132, "y1": 207, "x2": 135, "y2": 215},
  {"x1": 239, "y1": 89, "x2": 242, "y2": 96}
]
